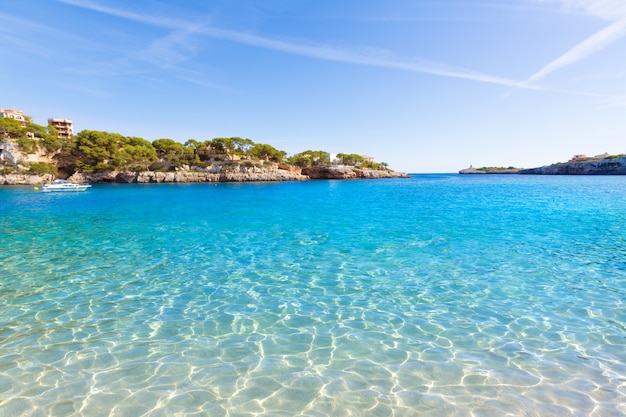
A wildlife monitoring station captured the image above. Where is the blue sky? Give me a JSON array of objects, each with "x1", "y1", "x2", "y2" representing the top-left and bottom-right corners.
[{"x1": 2, "y1": 0, "x2": 625, "y2": 172}]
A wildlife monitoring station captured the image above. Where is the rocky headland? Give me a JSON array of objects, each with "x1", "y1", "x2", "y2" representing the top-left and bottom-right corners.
[
  {"x1": 460, "y1": 154, "x2": 626, "y2": 175},
  {"x1": 519, "y1": 156, "x2": 626, "y2": 175},
  {"x1": 0, "y1": 135, "x2": 408, "y2": 185}
]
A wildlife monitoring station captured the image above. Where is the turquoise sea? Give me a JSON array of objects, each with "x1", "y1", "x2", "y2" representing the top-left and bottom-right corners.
[{"x1": 1, "y1": 175, "x2": 625, "y2": 416}]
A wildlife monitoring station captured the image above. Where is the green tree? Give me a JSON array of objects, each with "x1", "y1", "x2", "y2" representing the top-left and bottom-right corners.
[
  {"x1": 74, "y1": 130, "x2": 157, "y2": 172},
  {"x1": 230, "y1": 137, "x2": 255, "y2": 157},
  {"x1": 152, "y1": 138, "x2": 194, "y2": 167},
  {"x1": 184, "y1": 139, "x2": 199, "y2": 149},
  {"x1": 336, "y1": 153, "x2": 364, "y2": 166},
  {"x1": 194, "y1": 139, "x2": 215, "y2": 161},
  {"x1": 249, "y1": 143, "x2": 286, "y2": 162},
  {"x1": 26, "y1": 122, "x2": 52, "y2": 139},
  {"x1": 183, "y1": 139, "x2": 203, "y2": 164},
  {"x1": 209, "y1": 138, "x2": 235, "y2": 159},
  {"x1": 27, "y1": 162, "x2": 58, "y2": 175},
  {"x1": 75, "y1": 130, "x2": 119, "y2": 170},
  {"x1": 120, "y1": 137, "x2": 158, "y2": 171},
  {"x1": 0, "y1": 118, "x2": 26, "y2": 139},
  {"x1": 288, "y1": 150, "x2": 329, "y2": 167}
]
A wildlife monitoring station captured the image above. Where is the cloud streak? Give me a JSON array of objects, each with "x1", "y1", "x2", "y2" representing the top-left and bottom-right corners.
[
  {"x1": 526, "y1": 17, "x2": 626, "y2": 83},
  {"x1": 525, "y1": 0, "x2": 626, "y2": 83},
  {"x1": 57, "y1": 0, "x2": 524, "y2": 88},
  {"x1": 0, "y1": 11, "x2": 97, "y2": 58}
]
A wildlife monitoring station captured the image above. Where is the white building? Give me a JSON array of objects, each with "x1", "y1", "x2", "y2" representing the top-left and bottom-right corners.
[
  {"x1": 48, "y1": 118, "x2": 74, "y2": 139},
  {"x1": 0, "y1": 108, "x2": 31, "y2": 127}
]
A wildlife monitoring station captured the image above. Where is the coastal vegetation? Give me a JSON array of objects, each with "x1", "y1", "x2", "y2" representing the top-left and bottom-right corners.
[
  {"x1": 0, "y1": 118, "x2": 393, "y2": 178},
  {"x1": 475, "y1": 166, "x2": 518, "y2": 172},
  {"x1": 458, "y1": 165, "x2": 521, "y2": 174}
]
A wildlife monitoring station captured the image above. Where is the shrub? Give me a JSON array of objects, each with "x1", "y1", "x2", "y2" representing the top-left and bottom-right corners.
[
  {"x1": 40, "y1": 137, "x2": 63, "y2": 153},
  {"x1": 73, "y1": 161, "x2": 96, "y2": 173},
  {"x1": 241, "y1": 161, "x2": 259, "y2": 168},
  {"x1": 94, "y1": 162, "x2": 114, "y2": 172},
  {"x1": 128, "y1": 165, "x2": 147, "y2": 172},
  {"x1": 27, "y1": 162, "x2": 58, "y2": 175},
  {"x1": 148, "y1": 161, "x2": 169, "y2": 172},
  {"x1": 17, "y1": 138, "x2": 39, "y2": 154}
]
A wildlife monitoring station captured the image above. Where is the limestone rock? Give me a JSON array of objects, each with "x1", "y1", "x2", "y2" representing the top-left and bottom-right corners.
[
  {"x1": 1, "y1": 164, "x2": 408, "y2": 185},
  {"x1": 520, "y1": 156, "x2": 626, "y2": 175},
  {"x1": 303, "y1": 166, "x2": 408, "y2": 179},
  {"x1": 0, "y1": 173, "x2": 55, "y2": 185}
]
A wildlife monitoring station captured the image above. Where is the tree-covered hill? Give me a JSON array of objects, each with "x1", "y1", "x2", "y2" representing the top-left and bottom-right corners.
[{"x1": 1, "y1": 118, "x2": 393, "y2": 177}]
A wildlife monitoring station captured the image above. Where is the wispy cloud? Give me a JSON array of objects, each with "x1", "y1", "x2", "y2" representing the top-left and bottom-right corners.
[
  {"x1": 599, "y1": 94, "x2": 626, "y2": 107},
  {"x1": 0, "y1": 12, "x2": 58, "y2": 34},
  {"x1": 137, "y1": 25, "x2": 202, "y2": 69},
  {"x1": 0, "y1": 11, "x2": 93, "y2": 58},
  {"x1": 525, "y1": 0, "x2": 626, "y2": 83},
  {"x1": 526, "y1": 18, "x2": 626, "y2": 83},
  {"x1": 0, "y1": 13, "x2": 68, "y2": 58},
  {"x1": 541, "y1": 0, "x2": 626, "y2": 21},
  {"x1": 57, "y1": 0, "x2": 524, "y2": 88}
]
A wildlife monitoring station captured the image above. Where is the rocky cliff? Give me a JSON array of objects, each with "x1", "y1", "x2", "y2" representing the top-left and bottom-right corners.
[
  {"x1": 302, "y1": 166, "x2": 409, "y2": 179},
  {"x1": 1, "y1": 166, "x2": 411, "y2": 185},
  {"x1": 1, "y1": 164, "x2": 408, "y2": 185},
  {"x1": 519, "y1": 156, "x2": 626, "y2": 175},
  {"x1": 0, "y1": 173, "x2": 55, "y2": 185},
  {"x1": 67, "y1": 167, "x2": 309, "y2": 183}
]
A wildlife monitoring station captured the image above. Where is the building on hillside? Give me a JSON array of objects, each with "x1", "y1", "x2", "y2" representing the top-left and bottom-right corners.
[
  {"x1": 0, "y1": 108, "x2": 32, "y2": 127},
  {"x1": 48, "y1": 118, "x2": 74, "y2": 139},
  {"x1": 570, "y1": 153, "x2": 611, "y2": 163},
  {"x1": 569, "y1": 154, "x2": 589, "y2": 162}
]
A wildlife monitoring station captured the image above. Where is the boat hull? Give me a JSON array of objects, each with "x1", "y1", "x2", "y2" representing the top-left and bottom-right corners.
[
  {"x1": 41, "y1": 186, "x2": 91, "y2": 192},
  {"x1": 41, "y1": 180, "x2": 91, "y2": 192}
]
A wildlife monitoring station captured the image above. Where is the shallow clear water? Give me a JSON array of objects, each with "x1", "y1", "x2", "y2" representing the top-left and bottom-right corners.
[{"x1": 1, "y1": 175, "x2": 625, "y2": 416}]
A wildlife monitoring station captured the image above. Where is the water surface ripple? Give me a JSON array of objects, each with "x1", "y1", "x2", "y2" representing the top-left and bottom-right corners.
[{"x1": 1, "y1": 175, "x2": 625, "y2": 416}]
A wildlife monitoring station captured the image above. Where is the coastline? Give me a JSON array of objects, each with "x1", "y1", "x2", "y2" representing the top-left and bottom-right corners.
[
  {"x1": 519, "y1": 155, "x2": 626, "y2": 175},
  {"x1": 0, "y1": 167, "x2": 408, "y2": 185},
  {"x1": 460, "y1": 155, "x2": 626, "y2": 175}
]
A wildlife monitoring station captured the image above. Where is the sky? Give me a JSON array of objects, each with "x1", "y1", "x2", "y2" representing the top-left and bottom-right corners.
[{"x1": 1, "y1": 0, "x2": 625, "y2": 173}]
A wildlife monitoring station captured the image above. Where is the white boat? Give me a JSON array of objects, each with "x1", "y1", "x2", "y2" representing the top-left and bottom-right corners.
[{"x1": 41, "y1": 179, "x2": 91, "y2": 192}]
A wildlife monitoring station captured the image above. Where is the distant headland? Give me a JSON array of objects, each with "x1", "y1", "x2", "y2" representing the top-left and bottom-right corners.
[
  {"x1": 0, "y1": 107, "x2": 407, "y2": 185},
  {"x1": 460, "y1": 153, "x2": 626, "y2": 175}
]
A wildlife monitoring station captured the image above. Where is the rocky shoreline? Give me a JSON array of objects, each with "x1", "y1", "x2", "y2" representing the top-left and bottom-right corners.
[
  {"x1": 518, "y1": 156, "x2": 626, "y2": 175},
  {"x1": 0, "y1": 166, "x2": 408, "y2": 185},
  {"x1": 302, "y1": 166, "x2": 409, "y2": 179},
  {"x1": 460, "y1": 155, "x2": 626, "y2": 175}
]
